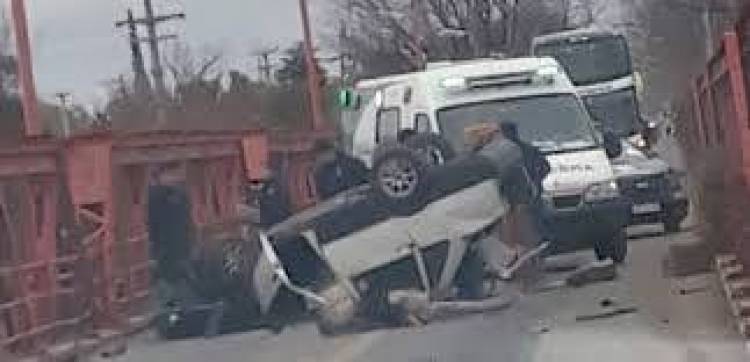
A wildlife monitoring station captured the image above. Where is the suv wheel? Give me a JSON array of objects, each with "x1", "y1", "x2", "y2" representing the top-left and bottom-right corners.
[
  {"x1": 371, "y1": 145, "x2": 429, "y2": 215},
  {"x1": 663, "y1": 218, "x2": 681, "y2": 234}
]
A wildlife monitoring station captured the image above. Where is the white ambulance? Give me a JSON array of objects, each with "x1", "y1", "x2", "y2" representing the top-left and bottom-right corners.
[{"x1": 347, "y1": 57, "x2": 630, "y2": 261}]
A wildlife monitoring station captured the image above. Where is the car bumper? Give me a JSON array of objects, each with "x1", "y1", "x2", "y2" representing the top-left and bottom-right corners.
[
  {"x1": 618, "y1": 173, "x2": 689, "y2": 225},
  {"x1": 629, "y1": 194, "x2": 689, "y2": 224},
  {"x1": 545, "y1": 198, "x2": 630, "y2": 252}
]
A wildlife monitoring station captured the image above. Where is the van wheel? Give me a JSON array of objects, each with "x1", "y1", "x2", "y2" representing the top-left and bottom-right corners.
[
  {"x1": 663, "y1": 219, "x2": 681, "y2": 234},
  {"x1": 404, "y1": 133, "x2": 456, "y2": 166},
  {"x1": 371, "y1": 145, "x2": 429, "y2": 215},
  {"x1": 594, "y1": 230, "x2": 628, "y2": 264}
]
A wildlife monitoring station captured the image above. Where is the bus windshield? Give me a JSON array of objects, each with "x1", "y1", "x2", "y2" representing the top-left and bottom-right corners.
[
  {"x1": 582, "y1": 88, "x2": 640, "y2": 137},
  {"x1": 437, "y1": 94, "x2": 598, "y2": 154},
  {"x1": 534, "y1": 35, "x2": 632, "y2": 86}
]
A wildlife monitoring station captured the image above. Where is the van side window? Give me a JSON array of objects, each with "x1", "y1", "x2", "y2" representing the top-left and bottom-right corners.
[
  {"x1": 376, "y1": 108, "x2": 400, "y2": 143},
  {"x1": 415, "y1": 113, "x2": 431, "y2": 133}
]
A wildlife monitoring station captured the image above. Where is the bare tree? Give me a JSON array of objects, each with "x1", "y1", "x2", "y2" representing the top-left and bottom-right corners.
[
  {"x1": 163, "y1": 42, "x2": 225, "y2": 129},
  {"x1": 624, "y1": 0, "x2": 709, "y2": 115},
  {"x1": 330, "y1": 0, "x2": 566, "y2": 79}
]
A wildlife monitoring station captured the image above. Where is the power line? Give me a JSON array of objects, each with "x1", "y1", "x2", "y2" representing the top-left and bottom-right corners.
[
  {"x1": 115, "y1": 8, "x2": 151, "y2": 97},
  {"x1": 253, "y1": 46, "x2": 279, "y2": 83},
  {"x1": 115, "y1": 0, "x2": 185, "y2": 126}
]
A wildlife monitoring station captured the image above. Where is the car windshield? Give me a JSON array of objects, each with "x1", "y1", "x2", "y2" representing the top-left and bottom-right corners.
[
  {"x1": 437, "y1": 94, "x2": 598, "y2": 154},
  {"x1": 534, "y1": 35, "x2": 632, "y2": 86},
  {"x1": 583, "y1": 88, "x2": 640, "y2": 137}
]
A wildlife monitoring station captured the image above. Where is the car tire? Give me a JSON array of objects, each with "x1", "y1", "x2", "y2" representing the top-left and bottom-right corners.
[
  {"x1": 156, "y1": 312, "x2": 182, "y2": 340},
  {"x1": 663, "y1": 218, "x2": 681, "y2": 234},
  {"x1": 403, "y1": 133, "x2": 456, "y2": 166},
  {"x1": 370, "y1": 144, "x2": 430, "y2": 215},
  {"x1": 594, "y1": 229, "x2": 628, "y2": 264}
]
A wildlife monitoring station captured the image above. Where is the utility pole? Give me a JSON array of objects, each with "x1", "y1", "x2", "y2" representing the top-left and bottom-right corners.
[
  {"x1": 298, "y1": 0, "x2": 326, "y2": 131},
  {"x1": 10, "y1": 0, "x2": 41, "y2": 137},
  {"x1": 115, "y1": 9, "x2": 152, "y2": 97},
  {"x1": 142, "y1": 0, "x2": 184, "y2": 101},
  {"x1": 254, "y1": 47, "x2": 278, "y2": 83},
  {"x1": 55, "y1": 92, "x2": 72, "y2": 137},
  {"x1": 116, "y1": 0, "x2": 184, "y2": 127}
]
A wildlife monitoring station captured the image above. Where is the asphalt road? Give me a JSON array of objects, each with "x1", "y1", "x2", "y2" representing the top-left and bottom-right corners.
[{"x1": 94, "y1": 226, "x2": 747, "y2": 362}]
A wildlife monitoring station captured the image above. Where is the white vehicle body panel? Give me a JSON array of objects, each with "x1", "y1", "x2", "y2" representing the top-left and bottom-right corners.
[
  {"x1": 544, "y1": 149, "x2": 615, "y2": 196},
  {"x1": 350, "y1": 57, "x2": 616, "y2": 198},
  {"x1": 253, "y1": 180, "x2": 507, "y2": 313},
  {"x1": 324, "y1": 180, "x2": 507, "y2": 277},
  {"x1": 611, "y1": 141, "x2": 670, "y2": 178}
]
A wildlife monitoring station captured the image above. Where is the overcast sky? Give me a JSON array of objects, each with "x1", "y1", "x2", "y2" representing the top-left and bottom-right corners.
[
  {"x1": 10, "y1": 0, "x2": 625, "y2": 109},
  {"x1": 13, "y1": 0, "x2": 326, "y2": 108}
]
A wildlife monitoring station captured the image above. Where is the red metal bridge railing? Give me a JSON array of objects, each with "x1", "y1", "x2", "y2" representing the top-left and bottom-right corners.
[{"x1": 0, "y1": 129, "x2": 317, "y2": 359}]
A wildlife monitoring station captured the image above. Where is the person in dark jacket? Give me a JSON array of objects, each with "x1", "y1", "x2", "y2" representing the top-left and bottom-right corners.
[
  {"x1": 258, "y1": 174, "x2": 290, "y2": 227},
  {"x1": 468, "y1": 121, "x2": 552, "y2": 282},
  {"x1": 499, "y1": 121, "x2": 552, "y2": 245},
  {"x1": 312, "y1": 140, "x2": 369, "y2": 199},
  {"x1": 499, "y1": 121, "x2": 551, "y2": 197}
]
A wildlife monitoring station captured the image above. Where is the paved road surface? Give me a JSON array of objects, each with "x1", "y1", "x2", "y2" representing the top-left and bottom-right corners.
[{"x1": 97, "y1": 228, "x2": 747, "y2": 362}]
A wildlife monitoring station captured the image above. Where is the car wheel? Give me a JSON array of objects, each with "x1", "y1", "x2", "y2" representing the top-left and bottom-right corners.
[
  {"x1": 404, "y1": 133, "x2": 456, "y2": 166},
  {"x1": 371, "y1": 144, "x2": 429, "y2": 215},
  {"x1": 594, "y1": 230, "x2": 628, "y2": 264},
  {"x1": 156, "y1": 311, "x2": 183, "y2": 339},
  {"x1": 663, "y1": 218, "x2": 681, "y2": 234}
]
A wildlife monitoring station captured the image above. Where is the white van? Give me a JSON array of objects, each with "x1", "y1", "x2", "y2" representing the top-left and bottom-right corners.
[{"x1": 348, "y1": 57, "x2": 630, "y2": 260}]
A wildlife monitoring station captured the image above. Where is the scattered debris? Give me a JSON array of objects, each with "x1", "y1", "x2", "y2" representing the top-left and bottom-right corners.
[
  {"x1": 541, "y1": 255, "x2": 587, "y2": 273},
  {"x1": 389, "y1": 290, "x2": 516, "y2": 325},
  {"x1": 565, "y1": 260, "x2": 617, "y2": 288},
  {"x1": 530, "y1": 321, "x2": 552, "y2": 334},
  {"x1": 575, "y1": 307, "x2": 639, "y2": 322},
  {"x1": 599, "y1": 298, "x2": 615, "y2": 308},
  {"x1": 676, "y1": 286, "x2": 709, "y2": 296},
  {"x1": 532, "y1": 279, "x2": 567, "y2": 293},
  {"x1": 495, "y1": 242, "x2": 550, "y2": 281},
  {"x1": 542, "y1": 263, "x2": 580, "y2": 273}
]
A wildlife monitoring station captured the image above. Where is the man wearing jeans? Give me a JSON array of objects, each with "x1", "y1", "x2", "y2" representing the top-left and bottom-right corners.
[{"x1": 468, "y1": 121, "x2": 551, "y2": 281}]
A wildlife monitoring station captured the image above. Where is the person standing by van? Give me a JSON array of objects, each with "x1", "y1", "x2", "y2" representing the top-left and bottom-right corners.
[
  {"x1": 465, "y1": 123, "x2": 527, "y2": 272},
  {"x1": 466, "y1": 122, "x2": 550, "y2": 281},
  {"x1": 499, "y1": 121, "x2": 552, "y2": 245}
]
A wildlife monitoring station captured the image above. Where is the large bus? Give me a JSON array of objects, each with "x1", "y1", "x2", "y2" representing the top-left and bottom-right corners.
[
  {"x1": 532, "y1": 28, "x2": 642, "y2": 139},
  {"x1": 533, "y1": 28, "x2": 688, "y2": 232}
]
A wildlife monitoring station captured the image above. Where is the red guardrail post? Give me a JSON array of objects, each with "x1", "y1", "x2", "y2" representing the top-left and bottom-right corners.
[{"x1": 64, "y1": 136, "x2": 120, "y2": 329}]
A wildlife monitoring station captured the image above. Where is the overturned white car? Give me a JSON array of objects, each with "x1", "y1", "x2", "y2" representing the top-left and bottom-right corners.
[{"x1": 253, "y1": 139, "x2": 520, "y2": 334}]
